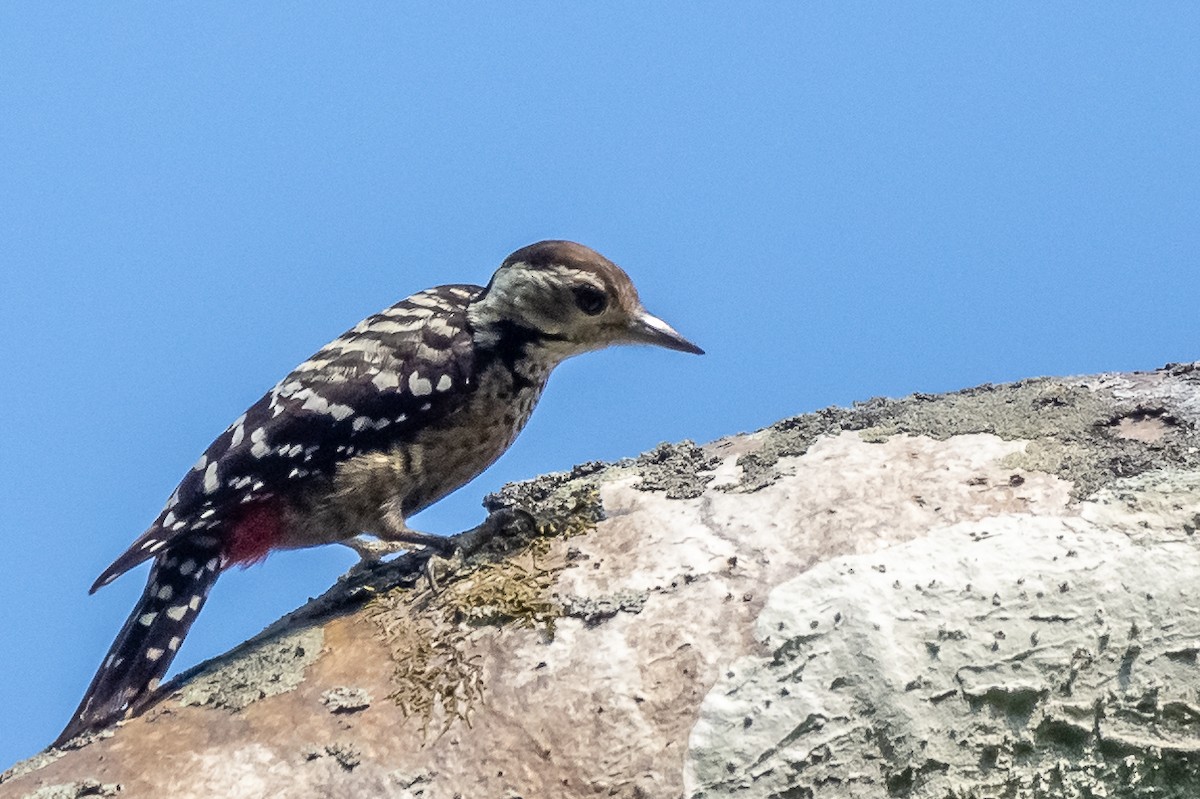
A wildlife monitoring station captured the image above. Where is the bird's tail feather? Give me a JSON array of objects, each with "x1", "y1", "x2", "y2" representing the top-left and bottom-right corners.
[{"x1": 53, "y1": 538, "x2": 223, "y2": 747}]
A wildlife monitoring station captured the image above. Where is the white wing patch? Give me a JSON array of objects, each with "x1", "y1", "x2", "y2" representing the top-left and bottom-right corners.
[
  {"x1": 371, "y1": 371, "x2": 401, "y2": 390},
  {"x1": 409, "y1": 372, "x2": 433, "y2": 396},
  {"x1": 203, "y1": 462, "x2": 220, "y2": 494}
]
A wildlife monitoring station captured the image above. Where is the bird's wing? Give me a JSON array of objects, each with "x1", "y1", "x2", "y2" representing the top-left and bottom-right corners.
[{"x1": 91, "y1": 284, "x2": 483, "y2": 591}]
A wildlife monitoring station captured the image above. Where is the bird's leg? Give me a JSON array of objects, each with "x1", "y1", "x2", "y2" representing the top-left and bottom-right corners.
[
  {"x1": 419, "y1": 508, "x2": 533, "y2": 591},
  {"x1": 340, "y1": 498, "x2": 456, "y2": 567},
  {"x1": 340, "y1": 536, "x2": 406, "y2": 563},
  {"x1": 377, "y1": 498, "x2": 458, "y2": 553},
  {"x1": 343, "y1": 501, "x2": 534, "y2": 588}
]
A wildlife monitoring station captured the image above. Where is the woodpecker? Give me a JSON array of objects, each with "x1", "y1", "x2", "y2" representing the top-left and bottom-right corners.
[{"x1": 54, "y1": 240, "x2": 702, "y2": 746}]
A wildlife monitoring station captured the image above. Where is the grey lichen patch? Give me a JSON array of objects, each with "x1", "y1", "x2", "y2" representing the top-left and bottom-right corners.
[
  {"x1": 20, "y1": 780, "x2": 120, "y2": 799},
  {"x1": 559, "y1": 591, "x2": 648, "y2": 627},
  {"x1": 323, "y1": 742, "x2": 361, "y2": 771},
  {"x1": 633, "y1": 441, "x2": 721, "y2": 499},
  {"x1": 960, "y1": 680, "x2": 1049, "y2": 720},
  {"x1": 1081, "y1": 469, "x2": 1200, "y2": 540},
  {"x1": 729, "y1": 373, "x2": 1200, "y2": 498},
  {"x1": 1, "y1": 752, "x2": 65, "y2": 786},
  {"x1": 1, "y1": 729, "x2": 115, "y2": 785},
  {"x1": 320, "y1": 686, "x2": 371, "y2": 714},
  {"x1": 177, "y1": 627, "x2": 324, "y2": 711},
  {"x1": 388, "y1": 770, "x2": 436, "y2": 793},
  {"x1": 302, "y1": 743, "x2": 361, "y2": 771},
  {"x1": 484, "y1": 463, "x2": 606, "y2": 541}
]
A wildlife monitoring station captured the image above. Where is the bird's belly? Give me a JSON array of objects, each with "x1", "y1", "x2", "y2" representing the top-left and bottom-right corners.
[{"x1": 283, "y1": 379, "x2": 545, "y2": 545}]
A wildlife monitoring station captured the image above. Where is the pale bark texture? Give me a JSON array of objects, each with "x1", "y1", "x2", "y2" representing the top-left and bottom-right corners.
[{"x1": 5, "y1": 365, "x2": 1200, "y2": 798}]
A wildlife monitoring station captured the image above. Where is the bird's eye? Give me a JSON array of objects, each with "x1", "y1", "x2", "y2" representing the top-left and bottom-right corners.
[{"x1": 573, "y1": 285, "x2": 608, "y2": 316}]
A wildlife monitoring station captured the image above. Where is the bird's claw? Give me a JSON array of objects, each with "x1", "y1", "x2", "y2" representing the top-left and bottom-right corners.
[{"x1": 421, "y1": 507, "x2": 535, "y2": 592}]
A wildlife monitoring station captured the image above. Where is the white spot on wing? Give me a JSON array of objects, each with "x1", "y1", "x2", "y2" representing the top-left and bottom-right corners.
[
  {"x1": 145, "y1": 647, "x2": 164, "y2": 661},
  {"x1": 409, "y1": 372, "x2": 432, "y2": 396},
  {"x1": 229, "y1": 412, "x2": 247, "y2": 446},
  {"x1": 157, "y1": 584, "x2": 174, "y2": 600},
  {"x1": 293, "y1": 357, "x2": 332, "y2": 372},
  {"x1": 166, "y1": 605, "x2": 188, "y2": 621},
  {"x1": 372, "y1": 371, "x2": 400, "y2": 390},
  {"x1": 436, "y1": 374, "x2": 452, "y2": 392},
  {"x1": 251, "y1": 427, "x2": 269, "y2": 458},
  {"x1": 203, "y1": 462, "x2": 220, "y2": 494},
  {"x1": 416, "y1": 343, "x2": 451, "y2": 363},
  {"x1": 360, "y1": 316, "x2": 427, "y2": 332},
  {"x1": 406, "y1": 293, "x2": 451, "y2": 310},
  {"x1": 428, "y1": 316, "x2": 456, "y2": 335},
  {"x1": 179, "y1": 559, "x2": 196, "y2": 576},
  {"x1": 325, "y1": 337, "x2": 392, "y2": 356},
  {"x1": 300, "y1": 391, "x2": 329, "y2": 417},
  {"x1": 139, "y1": 612, "x2": 158, "y2": 626}
]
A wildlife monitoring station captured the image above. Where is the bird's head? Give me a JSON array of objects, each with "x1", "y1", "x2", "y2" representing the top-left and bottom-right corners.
[{"x1": 469, "y1": 240, "x2": 703, "y2": 360}]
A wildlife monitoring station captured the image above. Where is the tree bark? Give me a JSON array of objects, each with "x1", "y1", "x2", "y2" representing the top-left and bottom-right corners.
[{"x1": 5, "y1": 365, "x2": 1200, "y2": 798}]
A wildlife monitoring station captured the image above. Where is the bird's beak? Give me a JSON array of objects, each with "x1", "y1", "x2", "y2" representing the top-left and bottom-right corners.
[{"x1": 626, "y1": 310, "x2": 705, "y2": 355}]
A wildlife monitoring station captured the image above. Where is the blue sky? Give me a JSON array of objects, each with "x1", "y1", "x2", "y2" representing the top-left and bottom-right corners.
[{"x1": 2, "y1": 4, "x2": 1198, "y2": 765}]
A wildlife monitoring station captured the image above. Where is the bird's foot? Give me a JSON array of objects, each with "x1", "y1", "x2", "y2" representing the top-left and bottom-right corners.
[
  {"x1": 422, "y1": 507, "x2": 536, "y2": 592},
  {"x1": 341, "y1": 508, "x2": 534, "y2": 590},
  {"x1": 340, "y1": 536, "x2": 450, "y2": 588},
  {"x1": 342, "y1": 536, "x2": 408, "y2": 564}
]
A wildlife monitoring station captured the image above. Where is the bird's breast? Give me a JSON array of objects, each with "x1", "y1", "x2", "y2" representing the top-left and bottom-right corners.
[
  {"x1": 393, "y1": 359, "x2": 550, "y2": 513},
  {"x1": 283, "y1": 360, "x2": 551, "y2": 544}
]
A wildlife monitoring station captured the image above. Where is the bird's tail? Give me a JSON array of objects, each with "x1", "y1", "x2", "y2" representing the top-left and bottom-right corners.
[{"x1": 53, "y1": 537, "x2": 223, "y2": 747}]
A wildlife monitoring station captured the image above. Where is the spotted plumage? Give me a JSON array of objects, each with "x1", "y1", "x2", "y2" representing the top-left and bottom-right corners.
[{"x1": 55, "y1": 240, "x2": 702, "y2": 746}]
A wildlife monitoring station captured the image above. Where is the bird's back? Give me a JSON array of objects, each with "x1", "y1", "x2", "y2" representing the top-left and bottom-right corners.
[{"x1": 93, "y1": 283, "x2": 487, "y2": 588}]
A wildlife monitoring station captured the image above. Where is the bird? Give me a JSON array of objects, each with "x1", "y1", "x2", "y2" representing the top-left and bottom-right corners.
[{"x1": 54, "y1": 239, "x2": 702, "y2": 746}]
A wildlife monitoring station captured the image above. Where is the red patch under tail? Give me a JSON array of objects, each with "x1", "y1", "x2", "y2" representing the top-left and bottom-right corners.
[{"x1": 225, "y1": 499, "x2": 285, "y2": 566}]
